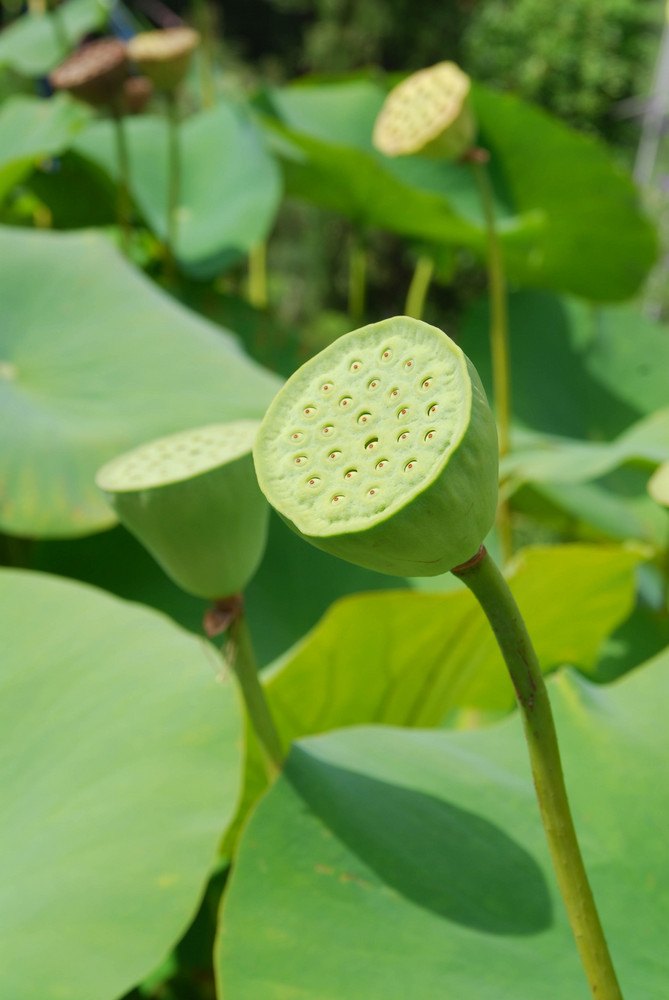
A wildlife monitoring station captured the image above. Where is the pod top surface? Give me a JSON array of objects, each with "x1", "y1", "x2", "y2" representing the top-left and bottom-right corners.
[
  {"x1": 373, "y1": 62, "x2": 471, "y2": 157},
  {"x1": 254, "y1": 316, "x2": 471, "y2": 536},
  {"x1": 96, "y1": 420, "x2": 259, "y2": 493}
]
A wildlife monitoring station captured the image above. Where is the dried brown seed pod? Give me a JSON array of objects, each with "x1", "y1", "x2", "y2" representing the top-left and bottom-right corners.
[
  {"x1": 49, "y1": 38, "x2": 128, "y2": 109},
  {"x1": 122, "y1": 75, "x2": 154, "y2": 115}
]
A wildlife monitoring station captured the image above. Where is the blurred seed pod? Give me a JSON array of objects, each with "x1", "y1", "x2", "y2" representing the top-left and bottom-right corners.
[
  {"x1": 96, "y1": 421, "x2": 270, "y2": 599},
  {"x1": 126, "y1": 27, "x2": 201, "y2": 93},
  {"x1": 253, "y1": 316, "x2": 498, "y2": 577},
  {"x1": 373, "y1": 62, "x2": 477, "y2": 162},
  {"x1": 49, "y1": 38, "x2": 128, "y2": 110},
  {"x1": 122, "y1": 75, "x2": 154, "y2": 115}
]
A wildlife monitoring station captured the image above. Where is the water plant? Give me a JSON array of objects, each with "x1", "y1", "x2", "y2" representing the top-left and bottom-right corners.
[{"x1": 254, "y1": 314, "x2": 623, "y2": 1000}]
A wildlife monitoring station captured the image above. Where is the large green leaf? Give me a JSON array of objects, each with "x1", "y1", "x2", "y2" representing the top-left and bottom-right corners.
[
  {"x1": 226, "y1": 545, "x2": 639, "y2": 854},
  {"x1": 0, "y1": 94, "x2": 89, "y2": 201},
  {"x1": 0, "y1": 0, "x2": 111, "y2": 76},
  {"x1": 259, "y1": 77, "x2": 655, "y2": 300},
  {"x1": 0, "y1": 226, "x2": 280, "y2": 537},
  {"x1": 218, "y1": 652, "x2": 669, "y2": 999},
  {"x1": 0, "y1": 569, "x2": 242, "y2": 1000},
  {"x1": 502, "y1": 407, "x2": 669, "y2": 488},
  {"x1": 73, "y1": 103, "x2": 282, "y2": 278},
  {"x1": 461, "y1": 290, "x2": 669, "y2": 439}
]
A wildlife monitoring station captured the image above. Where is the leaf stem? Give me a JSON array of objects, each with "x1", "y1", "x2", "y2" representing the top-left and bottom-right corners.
[
  {"x1": 165, "y1": 92, "x2": 181, "y2": 283},
  {"x1": 111, "y1": 109, "x2": 132, "y2": 257},
  {"x1": 248, "y1": 242, "x2": 268, "y2": 310},
  {"x1": 228, "y1": 613, "x2": 284, "y2": 780},
  {"x1": 348, "y1": 230, "x2": 367, "y2": 322},
  {"x1": 404, "y1": 254, "x2": 434, "y2": 321},
  {"x1": 469, "y1": 156, "x2": 512, "y2": 561},
  {"x1": 452, "y1": 546, "x2": 623, "y2": 1000}
]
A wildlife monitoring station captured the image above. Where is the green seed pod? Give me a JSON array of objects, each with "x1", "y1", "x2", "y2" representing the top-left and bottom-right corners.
[
  {"x1": 126, "y1": 27, "x2": 200, "y2": 93},
  {"x1": 96, "y1": 421, "x2": 269, "y2": 599},
  {"x1": 373, "y1": 62, "x2": 477, "y2": 162},
  {"x1": 253, "y1": 316, "x2": 498, "y2": 577}
]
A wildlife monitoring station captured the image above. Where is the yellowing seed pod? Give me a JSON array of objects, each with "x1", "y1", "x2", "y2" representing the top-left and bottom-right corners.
[
  {"x1": 96, "y1": 421, "x2": 269, "y2": 599},
  {"x1": 254, "y1": 316, "x2": 498, "y2": 577},
  {"x1": 126, "y1": 27, "x2": 200, "y2": 93},
  {"x1": 373, "y1": 62, "x2": 477, "y2": 161}
]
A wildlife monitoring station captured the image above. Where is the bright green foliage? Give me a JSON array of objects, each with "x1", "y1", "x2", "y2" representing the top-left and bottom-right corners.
[
  {"x1": 0, "y1": 226, "x2": 280, "y2": 537},
  {"x1": 464, "y1": 0, "x2": 663, "y2": 138},
  {"x1": 228, "y1": 544, "x2": 640, "y2": 853},
  {"x1": 0, "y1": 0, "x2": 112, "y2": 76},
  {"x1": 0, "y1": 94, "x2": 90, "y2": 202},
  {"x1": 0, "y1": 569, "x2": 242, "y2": 1000},
  {"x1": 260, "y1": 76, "x2": 656, "y2": 300},
  {"x1": 218, "y1": 652, "x2": 669, "y2": 999},
  {"x1": 73, "y1": 103, "x2": 283, "y2": 278}
]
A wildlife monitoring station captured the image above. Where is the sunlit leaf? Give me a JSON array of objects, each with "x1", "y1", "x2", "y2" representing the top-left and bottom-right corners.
[
  {"x1": 0, "y1": 0, "x2": 111, "y2": 76},
  {"x1": 74, "y1": 102, "x2": 282, "y2": 278},
  {"x1": 0, "y1": 225, "x2": 280, "y2": 537},
  {"x1": 0, "y1": 569, "x2": 242, "y2": 1000},
  {"x1": 218, "y1": 652, "x2": 669, "y2": 999}
]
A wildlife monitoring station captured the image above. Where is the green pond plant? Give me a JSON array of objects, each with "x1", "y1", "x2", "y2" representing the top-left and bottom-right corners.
[
  {"x1": 373, "y1": 62, "x2": 512, "y2": 558},
  {"x1": 253, "y1": 315, "x2": 624, "y2": 1000},
  {"x1": 96, "y1": 420, "x2": 284, "y2": 777},
  {"x1": 49, "y1": 37, "x2": 133, "y2": 253},
  {"x1": 126, "y1": 26, "x2": 201, "y2": 281}
]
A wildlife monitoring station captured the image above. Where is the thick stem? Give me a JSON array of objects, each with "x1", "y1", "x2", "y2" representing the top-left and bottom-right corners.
[
  {"x1": 348, "y1": 231, "x2": 367, "y2": 323},
  {"x1": 112, "y1": 110, "x2": 132, "y2": 257},
  {"x1": 248, "y1": 242, "x2": 268, "y2": 310},
  {"x1": 165, "y1": 92, "x2": 181, "y2": 283},
  {"x1": 452, "y1": 547, "x2": 623, "y2": 1000},
  {"x1": 469, "y1": 157, "x2": 512, "y2": 561},
  {"x1": 228, "y1": 613, "x2": 284, "y2": 780},
  {"x1": 404, "y1": 254, "x2": 434, "y2": 321}
]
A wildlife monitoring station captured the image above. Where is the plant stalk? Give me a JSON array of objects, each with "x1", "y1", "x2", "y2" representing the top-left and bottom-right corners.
[
  {"x1": 111, "y1": 109, "x2": 132, "y2": 257},
  {"x1": 469, "y1": 156, "x2": 512, "y2": 561},
  {"x1": 165, "y1": 92, "x2": 181, "y2": 283},
  {"x1": 452, "y1": 546, "x2": 623, "y2": 1000},
  {"x1": 248, "y1": 242, "x2": 268, "y2": 309},
  {"x1": 228, "y1": 613, "x2": 284, "y2": 780},
  {"x1": 404, "y1": 254, "x2": 434, "y2": 321},
  {"x1": 348, "y1": 231, "x2": 367, "y2": 322}
]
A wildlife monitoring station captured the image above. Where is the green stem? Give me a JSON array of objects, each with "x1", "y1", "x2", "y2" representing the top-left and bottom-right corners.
[
  {"x1": 228, "y1": 613, "x2": 284, "y2": 780},
  {"x1": 348, "y1": 231, "x2": 367, "y2": 323},
  {"x1": 191, "y1": 0, "x2": 217, "y2": 109},
  {"x1": 453, "y1": 547, "x2": 623, "y2": 1000},
  {"x1": 165, "y1": 92, "x2": 181, "y2": 283},
  {"x1": 404, "y1": 254, "x2": 434, "y2": 320},
  {"x1": 248, "y1": 242, "x2": 268, "y2": 310},
  {"x1": 112, "y1": 110, "x2": 132, "y2": 257},
  {"x1": 470, "y1": 157, "x2": 512, "y2": 560}
]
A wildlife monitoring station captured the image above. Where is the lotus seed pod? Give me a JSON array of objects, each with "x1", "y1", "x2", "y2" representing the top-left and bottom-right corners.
[
  {"x1": 373, "y1": 62, "x2": 477, "y2": 161},
  {"x1": 123, "y1": 75, "x2": 155, "y2": 115},
  {"x1": 648, "y1": 462, "x2": 669, "y2": 508},
  {"x1": 96, "y1": 421, "x2": 269, "y2": 599},
  {"x1": 253, "y1": 316, "x2": 498, "y2": 577},
  {"x1": 126, "y1": 27, "x2": 200, "y2": 92},
  {"x1": 49, "y1": 38, "x2": 128, "y2": 109}
]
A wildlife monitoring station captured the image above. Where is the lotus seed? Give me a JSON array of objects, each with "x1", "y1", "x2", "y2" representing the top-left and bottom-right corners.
[
  {"x1": 350, "y1": 360, "x2": 362, "y2": 371},
  {"x1": 332, "y1": 495, "x2": 344, "y2": 504},
  {"x1": 376, "y1": 460, "x2": 388, "y2": 470},
  {"x1": 422, "y1": 377, "x2": 433, "y2": 390},
  {"x1": 321, "y1": 383, "x2": 332, "y2": 392},
  {"x1": 366, "y1": 438, "x2": 378, "y2": 450},
  {"x1": 329, "y1": 451, "x2": 342, "y2": 460},
  {"x1": 404, "y1": 460, "x2": 417, "y2": 471},
  {"x1": 322, "y1": 425, "x2": 334, "y2": 435},
  {"x1": 398, "y1": 432, "x2": 409, "y2": 441},
  {"x1": 404, "y1": 359, "x2": 414, "y2": 369},
  {"x1": 304, "y1": 406, "x2": 316, "y2": 417},
  {"x1": 390, "y1": 388, "x2": 399, "y2": 399},
  {"x1": 295, "y1": 456, "x2": 307, "y2": 465},
  {"x1": 381, "y1": 349, "x2": 392, "y2": 360},
  {"x1": 358, "y1": 412, "x2": 371, "y2": 424},
  {"x1": 368, "y1": 379, "x2": 380, "y2": 390},
  {"x1": 345, "y1": 469, "x2": 357, "y2": 479},
  {"x1": 307, "y1": 478, "x2": 320, "y2": 487},
  {"x1": 397, "y1": 407, "x2": 408, "y2": 418},
  {"x1": 425, "y1": 430, "x2": 435, "y2": 440}
]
